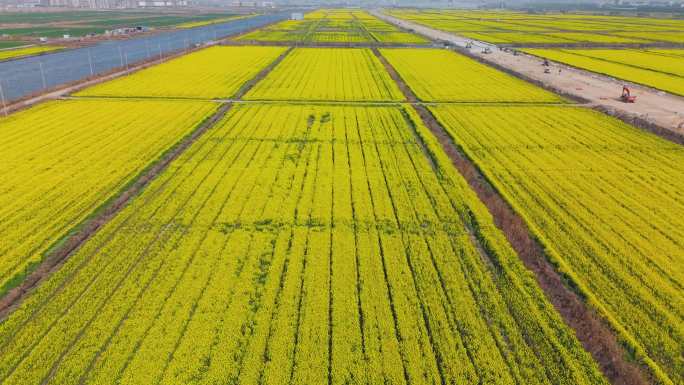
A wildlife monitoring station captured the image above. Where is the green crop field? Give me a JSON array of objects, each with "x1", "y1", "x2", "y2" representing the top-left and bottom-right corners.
[
  {"x1": 0, "y1": 41, "x2": 31, "y2": 49},
  {"x1": 0, "y1": 11, "x2": 243, "y2": 37},
  {"x1": 0, "y1": 101, "x2": 607, "y2": 385}
]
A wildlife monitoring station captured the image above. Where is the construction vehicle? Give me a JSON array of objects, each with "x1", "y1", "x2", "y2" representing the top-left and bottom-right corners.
[
  {"x1": 465, "y1": 41, "x2": 473, "y2": 49},
  {"x1": 621, "y1": 86, "x2": 636, "y2": 103},
  {"x1": 482, "y1": 47, "x2": 492, "y2": 54}
]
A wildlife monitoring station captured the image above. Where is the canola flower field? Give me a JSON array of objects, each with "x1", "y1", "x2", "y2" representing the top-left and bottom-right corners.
[
  {"x1": 244, "y1": 48, "x2": 404, "y2": 101},
  {"x1": 523, "y1": 48, "x2": 684, "y2": 97},
  {"x1": 381, "y1": 48, "x2": 563, "y2": 103},
  {"x1": 77, "y1": 46, "x2": 286, "y2": 99},
  {"x1": 1, "y1": 7, "x2": 683, "y2": 385},
  {"x1": 0, "y1": 103, "x2": 607, "y2": 385},
  {"x1": 431, "y1": 104, "x2": 684, "y2": 384},
  {"x1": 0, "y1": 45, "x2": 63, "y2": 61},
  {"x1": 176, "y1": 14, "x2": 254, "y2": 29},
  {"x1": 0, "y1": 99, "x2": 216, "y2": 294}
]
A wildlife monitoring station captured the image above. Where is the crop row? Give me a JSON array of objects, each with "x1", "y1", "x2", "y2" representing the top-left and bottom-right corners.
[
  {"x1": 0, "y1": 98, "x2": 216, "y2": 295},
  {"x1": 431, "y1": 104, "x2": 684, "y2": 384},
  {"x1": 0, "y1": 104, "x2": 607, "y2": 385}
]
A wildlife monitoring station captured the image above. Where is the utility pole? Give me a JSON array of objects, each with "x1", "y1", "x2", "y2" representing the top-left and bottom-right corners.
[
  {"x1": 0, "y1": 80, "x2": 8, "y2": 117},
  {"x1": 39, "y1": 62, "x2": 47, "y2": 89},
  {"x1": 87, "y1": 49, "x2": 94, "y2": 76}
]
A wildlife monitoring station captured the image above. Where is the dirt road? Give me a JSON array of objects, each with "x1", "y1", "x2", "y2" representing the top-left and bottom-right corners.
[{"x1": 373, "y1": 11, "x2": 684, "y2": 138}]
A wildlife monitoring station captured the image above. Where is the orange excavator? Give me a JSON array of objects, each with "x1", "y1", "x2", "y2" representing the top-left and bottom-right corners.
[{"x1": 621, "y1": 86, "x2": 636, "y2": 103}]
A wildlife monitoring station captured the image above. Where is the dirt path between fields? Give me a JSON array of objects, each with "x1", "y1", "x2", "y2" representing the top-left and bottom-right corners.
[
  {"x1": 373, "y1": 46, "x2": 650, "y2": 385},
  {"x1": 223, "y1": 40, "x2": 434, "y2": 48},
  {"x1": 0, "y1": 47, "x2": 292, "y2": 319},
  {"x1": 373, "y1": 11, "x2": 684, "y2": 142}
]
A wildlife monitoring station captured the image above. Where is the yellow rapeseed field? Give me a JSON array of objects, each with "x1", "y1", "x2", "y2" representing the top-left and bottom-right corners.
[
  {"x1": 432, "y1": 104, "x2": 684, "y2": 384},
  {"x1": 0, "y1": 104, "x2": 608, "y2": 385},
  {"x1": 77, "y1": 46, "x2": 286, "y2": 99},
  {"x1": 2, "y1": 14, "x2": 679, "y2": 384},
  {"x1": 245, "y1": 48, "x2": 404, "y2": 101},
  {"x1": 0, "y1": 98, "x2": 216, "y2": 294},
  {"x1": 0, "y1": 45, "x2": 62, "y2": 61},
  {"x1": 381, "y1": 48, "x2": 564, "y2": 102}
]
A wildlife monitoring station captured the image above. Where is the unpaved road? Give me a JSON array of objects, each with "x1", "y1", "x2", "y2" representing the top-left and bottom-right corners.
[{"x1": 373, "y1": 11, "x2": 684, "y2": 137}]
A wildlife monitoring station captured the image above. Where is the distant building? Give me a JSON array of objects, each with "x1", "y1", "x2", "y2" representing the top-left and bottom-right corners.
[{"x1": 136, "y1": 0, "x2": 187, "y2": 6}]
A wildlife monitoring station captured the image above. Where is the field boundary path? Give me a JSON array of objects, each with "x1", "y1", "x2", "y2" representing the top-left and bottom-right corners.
[
  {"x1": 372, "y1": 46, "x2": 651, "y2": 385},
  {"x1": 0, "y1": 47, "x2": 294, "y2": 319},
  {"x1": 222, "y1": 40, "x2": 435, "y2": 48},
  {"x1": 372, "y1": 10, "x2": 684, "y2": 141}
]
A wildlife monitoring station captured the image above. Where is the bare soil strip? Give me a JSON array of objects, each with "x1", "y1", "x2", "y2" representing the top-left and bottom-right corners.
[
  {"x1": 0, "y1": 45, "x2": 292, "y2": 318},
  {"x1": 222, "y1": 40, "x2": 434, "y2": 49},
  {"x1": 373, "y1": 46, "x2": 651, "y2": 385}
]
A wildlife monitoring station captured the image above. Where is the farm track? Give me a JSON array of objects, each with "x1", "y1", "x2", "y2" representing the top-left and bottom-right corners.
[
  {"x1": 222, "y1": 40, "x2": 434, "y2": 48},
  {"x1": 0, "y1": 45, "x2": 292, "y2": 318},
  {"x1": 500, "y1": 42, "x2": 684, "y2": 49},
  {"x1": 372, "y1": 46, "x2": 651, "y2": 385}
]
